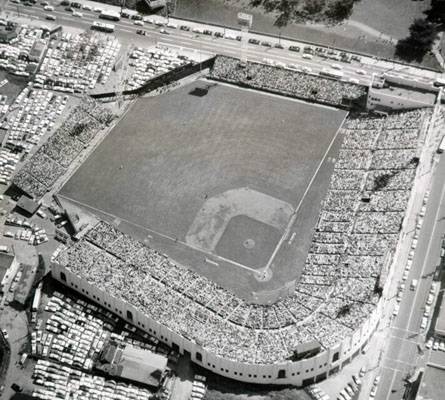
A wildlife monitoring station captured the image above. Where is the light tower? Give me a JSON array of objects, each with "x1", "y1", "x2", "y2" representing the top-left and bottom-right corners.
[{"x1": 237, "y1": 12, "x2": 253, "y2": 65}]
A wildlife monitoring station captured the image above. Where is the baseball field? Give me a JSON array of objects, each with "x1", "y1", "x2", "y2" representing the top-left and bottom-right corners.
[{"x1": 59, "y1": 80, "x2": 346, "y2": 300}]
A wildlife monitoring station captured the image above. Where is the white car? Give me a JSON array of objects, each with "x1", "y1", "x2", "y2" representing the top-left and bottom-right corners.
[
  {"x1": 397, "y1": 290, "x2": 403, "y2": 302},
  {"x1": 421, "y1": 316, "x2": 428, "y2": 330},
  {"x1": 349, "y1": 78, "x2": 359, "y2": 84},
  {"x1": 72, "y1": 11, "x2": 83, "y2": 17},
  {"x1": 427, "y1": 293, "x2": 434, "y2": 305},
  {"x1": 82, "y1": 4, "x2": 92, "y2": 10},
  {"x1": 359, "y1": 366, "x2": 367, "y2": 377},
  {"x1": 439, "y1": 341, "x2": 445, "y2": 352},
  {"x1": 43, "y1": 5, "x2": 54, "y2": 11},
  {"x1": 426, "y1": 338, "x2": 433, "y2": 349},
  {"x1": 433, "y1": 340, "x2": 439, "y2": 351},
  {"x1": 302, "y1": 53, "x2": 313, "y2": 60},
  {"x1": 134, "y1": 20, "x2": 144, "y2": 26},
  {"x1": 331, "y1": 63, "x2": 342, "y2": 70},
  {"x1": 93, "y1": 7, "x2": 103, "y2": 12},
  {"x1": 393, "y1": 304, "x2": 400, "y2": 317},
  {"x1": 424, "y1": 305, "x2": 431, "y2": 317},
  {"x1": 402, "y1": 270, "x2": 409, "y2": 281},
  {"x1": 352, "y1": 374, "x2": 361, "y2": 385},
  {"x1": 302, "y1": 66, "x2": 312, "y2": 73},
  {"x1": 356, "y1": 69, "x2": 367, "y2": 75}
]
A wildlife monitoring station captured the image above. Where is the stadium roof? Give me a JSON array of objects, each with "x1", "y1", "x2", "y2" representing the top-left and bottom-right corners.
[{"x1": 100, "y1": 344, "x2": 167, "y2": 387}]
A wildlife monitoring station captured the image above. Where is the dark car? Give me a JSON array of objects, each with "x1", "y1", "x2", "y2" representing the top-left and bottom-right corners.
[
  {"x1": 288, "y1": 45, "x2": 300, "y2": 52},
  {"x1": 203, "y1": 29, "x2": 212, "y2": 35},
  {"x1": 64, "y1": 6, "x2": 73, "y2": 11},
  {"x1": 70, "y1": 1, "x2": 81, "y2": 8},
  {"x1": 261, "y1": 41, "x2": 271, "y2": 47},
  {"x1": 131, "y1": 14, "x2": 142, "y2": 20},
  {"x1": 120, "y1": 11, "x2": 130, "y2": 18},
  {"x1": 11, "y1": 384, "x2": 22, "y2": 392},
  {"x1": 136, "y1": 29, "x2": 145, "y2": 35},
  {"x1": 235, "y1": 35, "x2": 242, "y2": 41},
  {"x1": 180, "y1": 25, "x2": 190, "y2": 31},
  {"x1": 274, "y1": 43, "x2": 284, "y2": 49},
  {"x1": 60, "y1": 0, "x2": 69, "y2": 5},
  {"x1": 248, "y1": 38, "x2": 260, "y2": 45},
  {"x1": 214, "y1": 31, "x2": 223, "y2": 38}
]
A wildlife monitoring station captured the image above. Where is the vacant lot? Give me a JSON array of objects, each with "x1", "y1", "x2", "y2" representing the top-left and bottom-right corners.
[{"x1": 61, "y1": 80, "x2": 345, "y2": 297}]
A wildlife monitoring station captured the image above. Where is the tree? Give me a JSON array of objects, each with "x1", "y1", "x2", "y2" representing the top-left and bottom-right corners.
[
  {"x1": 303, "y1": 0, "x2": 325, "y2": 15},
  {"x1": 395, "y1": 18, "x2": 438, "y2": 62},
  {"x1": 325, "y1": 0, "x2": 356, "y2": 23}
]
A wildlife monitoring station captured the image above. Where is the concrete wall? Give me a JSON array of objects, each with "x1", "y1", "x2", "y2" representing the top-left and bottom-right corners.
[{"x1": 50, "y1": 262, "x2": 380, "y2": 386}]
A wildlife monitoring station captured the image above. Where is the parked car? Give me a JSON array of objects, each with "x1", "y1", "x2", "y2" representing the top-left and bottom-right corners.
[{"x1": 248, "y1": 38, "x2": 260, "y2": 45}]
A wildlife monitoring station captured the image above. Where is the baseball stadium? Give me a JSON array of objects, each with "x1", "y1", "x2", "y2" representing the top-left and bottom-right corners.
[{"x1": 51, "y1": 55, "x2": 435, "y2": 386}]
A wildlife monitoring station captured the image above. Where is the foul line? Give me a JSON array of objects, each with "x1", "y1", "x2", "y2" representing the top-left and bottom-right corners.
[
  {"x1": 56, "y1": 194, "x2": 259, "y2": 275},
  {"x1": 263, "y1": 111, "x2": 349, "y2": 271}
]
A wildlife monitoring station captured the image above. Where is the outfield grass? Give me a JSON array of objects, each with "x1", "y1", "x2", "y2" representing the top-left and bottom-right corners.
[{"x1": 60, "y1": 80, "x2": 345, "y2": 299}]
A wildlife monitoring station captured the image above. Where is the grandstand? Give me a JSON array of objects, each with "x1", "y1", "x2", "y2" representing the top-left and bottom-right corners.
[{"x1": 51, "y1": 58, "x2": 435, "y2": 386}]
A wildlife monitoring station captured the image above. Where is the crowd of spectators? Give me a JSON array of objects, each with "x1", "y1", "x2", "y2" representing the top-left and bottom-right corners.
[
  {"x1": 35, "y1": 31, "x2": 120, "y2": 93},
  {"x1": 0, "y1": 25, "x2": 48, "y2": 77},
  {"x1": 0, "y1": 88, "x2": 65, "y2": 186},
  {"x1": 13, "y1": 98, "x2": 114, "y2": 199},
  {"x1": 209, "y1": 55, "x2": 366, "y2": 107},
  {"x1": 53, "y1": 107, "x2": 431, "y2": 364},
  {"x1": 127, "y1": 46, "x2": 192, "y2": 89}
]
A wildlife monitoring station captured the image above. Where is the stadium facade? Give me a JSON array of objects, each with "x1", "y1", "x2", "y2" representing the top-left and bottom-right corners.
[{"x1": 51, "y1": 261, "x2": 382, "y2": 386}]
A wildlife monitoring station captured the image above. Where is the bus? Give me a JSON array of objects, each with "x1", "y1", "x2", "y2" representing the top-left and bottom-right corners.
[
  {"x1": 438, "y1": 135, "x2": 445, "y2": 154},
  {"x1": 99, "y1": 10, "x2": 120, "y2": 21},
  {"x1": 91, "y1": 21, "x2": 115, "y2": 33},
  {"x1": 32, "y1": 283, "x2": 42, "y2": 312}
]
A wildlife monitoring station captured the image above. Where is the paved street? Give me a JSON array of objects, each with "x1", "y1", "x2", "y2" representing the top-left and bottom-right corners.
[
  {"x1": 373, "y1": 120, "x2": 445, "y2": 400},
  {"x1": 2, "y1": 0, "x2": 443, "y2": 90}
]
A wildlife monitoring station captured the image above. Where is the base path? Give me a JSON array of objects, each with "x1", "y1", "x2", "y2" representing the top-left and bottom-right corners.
[{"x1": 186, "y1": 187, "x2": 293, "y2": 252}]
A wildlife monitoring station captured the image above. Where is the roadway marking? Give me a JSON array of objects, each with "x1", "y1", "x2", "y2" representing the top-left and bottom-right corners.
[
  {"x1": 384, "y1": 356, "x2": 418, "y2": 368},
  {"x1": 407, "y1": 173, "x2": 445, "y2": 328},
  {"x1": 384, "y1": 369, "x2": 397, "y2": 400}
]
